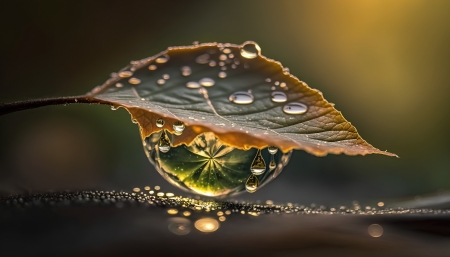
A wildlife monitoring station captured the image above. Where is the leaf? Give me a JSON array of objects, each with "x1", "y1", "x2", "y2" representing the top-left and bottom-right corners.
[{"x1": 87, "y1": 41, "x2": 396, "y2": 157}]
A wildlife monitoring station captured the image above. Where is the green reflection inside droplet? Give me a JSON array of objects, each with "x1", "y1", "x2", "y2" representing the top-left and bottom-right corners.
[{"x1": 143, "y1": 131, "x2": 291, "y2": 197}]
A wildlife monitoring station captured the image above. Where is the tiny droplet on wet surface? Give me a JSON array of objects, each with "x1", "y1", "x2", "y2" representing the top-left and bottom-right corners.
[
  {"x1": 157, "y1": 79, "x2": 165, "y2": 85},
  {"x1": 229, "y1": 91, "x2": 254, "y2": 104},
  {"x1": 199, "y1": 78, "x2": 215, "y2": 87},
  {"x1": 240, "y1": 42, "x2": 261, "y2": 59},
  {"x1": 271, "y1": 91, "x2": 287, "y2": 103},
  {"x1": 181, "y1": 66, "x2": 192, "y2": 76},
  {"x1": 148, "y1": 65, "x2": 157, "y2": 70},
  {"x1": 245, "y1": 174, "x2": 259, "y2": 193},
  {"x1": 218, "y1": 71, "x2": 227, "y2": 78},
  {"x1": 223, "y1": 48, "x2": 231, "y2": 54},
  {"x1": 186, "y1": 81, "x2": 200, "y2": 88},
  {"x1": 118, "y1": 71, "x2": 133, "y2": 78},
  {"x1": 115, "y1": 83, "x2": 123, "y2": 88},
  {"x1": 283, "y1": 102, "x2": 308, "y2": 115},
  {"x1": 163, "y1": 74, "x2": 170, "y2": 79},
  {"x1": 173, "y1": 121, "x2": 185, "y2": 133},
  {"x1": 156, "y1": 54, "x2": 169, "y2": 64},
  {"x1": 196, "y1": 54, "x2": 210, "y2": 64},
  {"x1": 156, "y1": 118, "x2": 165, "y2": 128},
  {"x1": 250, "y1": 149, "x2": 266, "y2": 175},
  {"x1": 128, "y1": 77, "x2": 141, "y2": 85},
  {"x1": 268, "y1": 146, "x2": 278, "y2": 155}
]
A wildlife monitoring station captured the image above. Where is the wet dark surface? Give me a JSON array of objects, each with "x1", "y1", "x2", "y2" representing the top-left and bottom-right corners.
[{"x1": 1, "y1": 191, "x2": 449, "y2": 257}]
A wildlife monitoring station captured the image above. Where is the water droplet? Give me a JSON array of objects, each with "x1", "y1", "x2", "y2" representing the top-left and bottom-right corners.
[
  {"x1": 219, "y1": 61, "x2": 225, "y2": 66},
  {"x1": 186, "y1": 81, "x2": 200, "y2": 88},
  {"x1": 219, "y1": 54, "x2": 227, "y2": 61},
  {"x1": 240, "y1": 42, "x2": 261, "y2": 59},
  {"x1": 223, "y1": 48, "x2": 231, "y2": 54},
  {"x1": 156, "y1": 54, "x2": 169, "y2": 64},
  {"x1": 209, "y1": 60, "x2": 217, "y2": 67},
  {"x1": 148, "y1": 65, "x2": 157, "y2": 70},
  {"x1": 194, "y1": 218, "x2": 219, "y2": 233},
  {"x1": 115, "y1": 83, "x2": 123, "y2": 88},
  {"x1": 228, "y1": 53, "x2": 234, "y2": 58},
  {"x1": 231, "y1": 64, "x2": 237, "y2": 69},
  {"x1": 199, "y1": 78, "x2": 215, "y2": 87},
  {"x1": 118, "y1": 71, "x2": 133, "y2": 78},
  {"x1": 229, "y1": 91, "x2": 254, "y2": 104},
  {"x1": 158, "y1": 131, "x2": 171, "y2": 153},
  {"x1": 280, "y1": 82, "x2": 286, "y2": 88},
  {"x1": 156, "y1": 118, "x2": 165, "y2": 128},
  {"x1": 271, "y1": 92, "x2": 287, "y2": 103},
  {"x1": 157, "y1": 79, "x2": 165, "y2": 85},
  {"x1": 250, "y1": 149, "x2": 266, "y2": 175},
  {"x1": 283, "y1": 102, "x2": 308, "y2": 115},
  {"x1": 283, "y1": 67, "x2": 290, "y2": 74},
  {"x1": 181, "y1": 66, "x2": 192, "y2": 76},
  {"x1": 269, "y1": 156, "x2": 276, "y2": 171},
  {"x1": 111, "y1": 106, "x2": 117, "y2": 111},
  {"x1": 196, "y1": 53, "x2": 210, "y2": 64},
  {"x1": 163, "y1": 74, "x2": 170, "y2": 79},
  {"x1": 274, "y1": 81, "x2": 280, "y2": 86},
  {"x1": 128, "y1": 77, "x2": 141, "y2": 85},
  {"x1": 193, "y1": 41, "x2": 199, "y2": 45},
  {"x1": 265, "y1": 78, "x2": 272, "y2": 82},
  {"x1": 218, "y1": 71, "x2": 227, "y2": 78},
  {"x1": 245, "y1": 174, "x2": 259, "y2": 193},
  {"x1": 173, "y1": 121, "x2": 185, "y2": 134},
  {"x1": 268, "y1": 146, "x2": 278, "y2": 155}
]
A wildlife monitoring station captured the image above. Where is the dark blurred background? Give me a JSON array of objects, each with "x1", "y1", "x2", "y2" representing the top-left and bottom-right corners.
[{"x1": 1, "y1": 0, "x2": 449, "y2": 207}]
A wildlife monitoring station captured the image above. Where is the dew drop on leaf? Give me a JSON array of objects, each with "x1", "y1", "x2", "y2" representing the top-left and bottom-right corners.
[
  {"x1": 268, "y1": 146, "x2": 278, "y2": 155},
  {"x1": 181, "y1": 66, "x2": 192, "y2": 76},
  {"x1": 118, "y1": 71, "x2": 133, "y2": 78},
  {"x1": 199, "y1": 78, "x2": 215, "y2": 87},
  {"x1": 156, "y1": 54, "x2": 169, "y2": 64},
  {"x1": 128, "y1": 78, "x2": 141, "y2": 85},
  {"x1": 271, "y1": 91, "x2": 287, "y2": 103},
  {"x1": 156, "y1": 118, "x2": 165, "y2": 128},
  {"x1": 283, "y1": 102, "x2": 308, "y2": 115},
  {"x1": 245, "y1": 174, "x2": 259, "y2": 193},
  {"x1": 240, "y1": 41, "x2": 261, "y2": 59},
  {"x1": 186, "y1": 81, "x2": 200, "y2": 88},
  {"x1": 173, "y1": 121, "x2": 185, "y2": 134},
  {"x1": 229, "y1": 91, "x2": 254, "y2": 104}
]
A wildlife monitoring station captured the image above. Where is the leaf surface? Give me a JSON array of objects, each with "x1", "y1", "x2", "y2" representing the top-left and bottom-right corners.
[{"x1": 88, "y1": 42, "x2": 396, "y2": 157}]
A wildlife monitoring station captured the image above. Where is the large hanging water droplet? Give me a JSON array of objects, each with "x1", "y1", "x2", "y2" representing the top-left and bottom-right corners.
[
  {"x1": 158, "y1": 131, "x2": 171, "y2": 153},
  {"x1": 199, "y1": 78, "x2": 215, "y2": 87},
  {"x1": 156, "y1": 118, "x2": 165, "y2": 128},
  {"x1": 181, "y1": 66, "x2": 192, "y2": 76},
  {"x1": 250, "y1": 149, "x2": 266, "y2": 175},
  {"x1": 229, "y1": 92, "x2": 254, "y2": 104},
  {"x1": 245, "y1": 174, "x2": 259, "y2": 193},
  {"x1": 268, "y1": 146, "x2": 278, "y2": 155},
  {"x1": 186, "y1": 81, "x2": 200, "y2": 88},
  {"x1": 173, "y1": 121, "x2": 185, "y2": 134},
  {"x1": 271, "y1": 91, "x2": 287, "y2": 103},
  {"x1": 240, "y1": 42, "x2": 261, "y2": 59},
  {"x1": 283, "y1": 102, "x2": 308, "y2": 115},
  {"x1": 269, "y1": 155, "x2": 276, "y2": 171},
  {"x1": 156, "y1": 54, "x2": 169, "y2": 64}
]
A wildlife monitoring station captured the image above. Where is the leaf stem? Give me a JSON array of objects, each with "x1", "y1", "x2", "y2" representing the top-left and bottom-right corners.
[{"x1": 0, "y1": 95, "x2": 109, "y2": 116}]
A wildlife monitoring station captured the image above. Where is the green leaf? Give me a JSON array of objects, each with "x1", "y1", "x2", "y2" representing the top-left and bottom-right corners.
[{"x1": 88, "y1": 41, "x2": 396, "y2": 157}]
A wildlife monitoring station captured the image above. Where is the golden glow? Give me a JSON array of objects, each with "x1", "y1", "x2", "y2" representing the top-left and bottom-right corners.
[
  {"x1": 217, "y1": 211, "x2": 224, "y2": 216},
  {"x1": 168, "y1": 217, "x2": 191, "y2": 236},
  {"x1": 183, "y1": 211, "x2": 191, "y2": 217},
  {"x1": 167, "y1": 209, "x2": 178, "y2": 215},
  {"x1": 368, "y1": 224, "x2": 383, "y2": 237},
  {"x1": 194, "y1": 218, "x2": 220, "y2": 233},
  {"x1": 144, "y1": 186, "x2": 151, "y2": 190},
  {"x1": 378, "y1": 202, "x2": 385, "y2": 207},
  {"x1": 218, "y1": 216, "x2": 226, "y2": 222},
  {"x1": 132, "y1": 187, "x2": 140, "y2": 193}
]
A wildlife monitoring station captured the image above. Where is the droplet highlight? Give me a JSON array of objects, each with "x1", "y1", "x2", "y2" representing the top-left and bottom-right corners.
[
  {"x1": 156, "y1": 54, "x2": 169, "y2": 64},
  {"x1": 158, "y1": 131, "x2": 171, "y2": 153},
  {"x1": 156, "y1": 118, "x2": 165, "y2": 128},
  {"x1": 128, "y1": 77, "x2": 141, "y2": 85},
  {"x1": 245, "y1": 174, "x2": 259, "y2": 193},
  {"x1": 218, "y1": 71, "x2": 227, "y2": 78},
  {"x1": 268, "y1": 146, "x2": 278, "y2": 155},
  {"x1": 157, "y1": 79, "x2": 165, "y2": 85},
  {"x1": 118, "y1": 71, "x2": 133, "y2": 78},
  {"x1": 250, "y1": 149, "x2": 266, "y2": 175},
  {"x1": 186, "y1": 81, "x2": 200, "y2": 88},
  {"x1": 283, "y1": 102, "x2": 308, "y2": 115},
  {"x1": 148, "y1": 65, "x2": 157, "y2": 70},
  {"x1": 181, "y1": 66, "x2": 192, "y2": 76},
  {"x1": 173, "y1": 121, "x2": 185, "y2": 134},
  {"x1": 199, "y1": 78, "x2": 215, "y2": 87},
  {"x1": 271, "y1": 92, "x2": 287, "y2": 103},
  {"x1": 229, "y1": 91, "x2": 254, "y2": 104},
  {"x1": 240, "y1": 42, "x2": 261, "y2": 59}
]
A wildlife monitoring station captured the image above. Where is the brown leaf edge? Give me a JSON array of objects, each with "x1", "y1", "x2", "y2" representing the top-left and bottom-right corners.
[{"x1": 86, "y1": 42, "x2": 398, "y2": 157}]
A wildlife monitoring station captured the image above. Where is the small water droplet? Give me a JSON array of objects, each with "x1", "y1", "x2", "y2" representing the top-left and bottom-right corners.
[
  {"x1": 192, "y1": 41, "x2": 199, "y2": 45},
  {"x1": 265, "y1": 78, "x2": 272, "y2": 82},
  {"x1": 157, "y1": 79, "x2": 165, "y2": 85},
  {"x1": 111, "y1": 106, "x2": 117, "y2": 111},
  {"x1": 218, "y1": 71, "x2": 227, "y2": 78},
  {"x1": 128, "y1": 77, "x2": 141, "y2": 85},
  {"x1": 271, "y1": 91, "x2": 287, "y2": 103},
  {"x1": 271, "y1": 86, "x2": 276, "y2": 90},
  {"x1": 274, "y1": 81, "x2": 280, "y2": 86},
  {"x1": 228, "y1": 53, "x2": 234, "y2": 58},
  {"x1": 283, "y1": 102, "x2": 308, "y2": 115},
  {"x1": 231, "y1": 64, "x2": 237, "y2": 69},
  {"x1": 209, "y1": 60, "x2": 217, "y2": 67},
  {"x1": 268, "y1": 146, "x2": 278, "y2": 155},
  {"x1": 219, "y1": 54, "x2": 227, "y2": 61},
  {"x1": 280, "y1": 82, "x2": 286, "y2": 88},
  {"x1": 119, "y1": 71, "x2": 133, "y2": 78},
  {"x1": 199, "y1": 78, "x2": 215, "y2": 87},
  {"x1": 219, "y1": 61, "x2": 225, "y2": 66},
  {"x1": 181, "y1": 66, "x2": 192, "y2": 76},
  {"x1": 115, "y1": 83, "x2": 123, "y2": 88},
  {"x1": 173, "y1": 121, "x2": 185, "y2": 134},
  {"x1": 229, "y1": 92, "x2": 254, "y2": 104},
  {"x1": 148, "y1": 65, "x2": 157, "y2": 70},
  {"x1": 158, "y1": 131, "x2": 171, "y2": 153},
  {"x1": 196, "y1": 53, "x2": 210, "y2": 64},
  {"x1": 283, "y1": 67, "x2": 290, "y2": 74},
  {"x1": 186, "y1": 81, "x2": 200, "y2": 88},
  {"x1": 156, "y1": 54, "x2": 169, "y2": 64},
  {"x1": 163, "y1": 74, "x2": 170, "y2": 79},
  {"x1": 223, "y1": 48, "x2": 231, "y2": 54},
  {"x1": 156, "y1": 118, "x2": 165, "y2": 128},
  {"x1": 269, "y1": 157, "x2": 276, "y2": 171},
  {"x1": 245, "y1": 174, "x2": 259, "y2": 193},
  {"x1": 240, "y1": 42, "x2": 261, "y2": 59},
  {"x1": 250, "y1": 149, "x2": 266, "y2": 175}
]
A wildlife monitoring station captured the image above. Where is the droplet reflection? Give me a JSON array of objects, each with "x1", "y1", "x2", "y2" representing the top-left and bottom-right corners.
[{"x1": 195, "y1": 218, "x2": 219, "y2": 233}]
